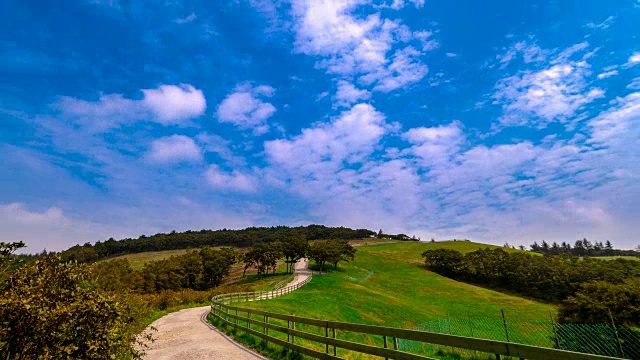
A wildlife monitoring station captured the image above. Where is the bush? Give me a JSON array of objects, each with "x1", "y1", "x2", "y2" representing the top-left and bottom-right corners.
[{"x1": 0, "y1": 256, "x2": 145, "y2": 359}]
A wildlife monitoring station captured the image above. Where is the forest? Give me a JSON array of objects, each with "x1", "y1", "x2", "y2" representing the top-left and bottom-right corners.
[
  {"x1": 56, "y1": 224, "x2": 374, "y2": 263},
  {"x1": 527, "y1": 238, "x2": 640, "y2": 257},
  {"x1": 421, "y1": 248, "x2": 640, "y2": 326}
]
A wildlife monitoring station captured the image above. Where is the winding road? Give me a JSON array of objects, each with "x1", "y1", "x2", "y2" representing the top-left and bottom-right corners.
[{"x1": 141, "y1": 258, "x2": 311, "y2": 360}]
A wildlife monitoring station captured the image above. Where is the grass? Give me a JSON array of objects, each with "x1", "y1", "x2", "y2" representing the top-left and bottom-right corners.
[
  {"x1": 104, "y1": 248, "x2": 201, "y2": 270},
  {"x1": 595, "y1": 256, "x2": 640, "y2": 261},
  {"x1": 227, "y1": 241, "x2": 556, "y2": 359}
]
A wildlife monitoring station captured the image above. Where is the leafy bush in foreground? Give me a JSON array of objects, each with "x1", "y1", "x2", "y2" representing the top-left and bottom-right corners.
[{"x1": 0, "y1": 255, "x2": 147, "y2": 360}]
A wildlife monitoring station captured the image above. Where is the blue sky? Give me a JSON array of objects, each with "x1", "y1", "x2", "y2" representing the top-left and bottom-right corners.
[{"x1": 1, "y1": 0, "x2": 639, "y2": 252}]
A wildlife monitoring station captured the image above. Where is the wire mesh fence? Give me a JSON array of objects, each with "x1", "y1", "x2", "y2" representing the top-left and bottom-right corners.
[{"x1": 398, "y1": 313, "x2": 640, "y2": 359}]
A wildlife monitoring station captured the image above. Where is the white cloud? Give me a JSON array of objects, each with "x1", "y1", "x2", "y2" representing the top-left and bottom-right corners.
[
  {"x1": 334, "y1": 80, "x2": 371, "y2": 107},
  {"x1": 216, "y1": 83, "x2": 276, "y2": 135},
  {"x1": 493, "y1": 43, "x2": 604, "y2": 128},
  {"x1": 403, "y1": 121, "x2": 464, "y2": 167},
  {"x1": 627, "y1": 78, "x2": 640, "y2": 90},
  {"x1": 597, "y1": 70, "x2": 618, "y2": 79},
  {"x1": 174, "y1": 12, "x2": 196, "y2": 24},
  {"x1": 265, "y1": 103, "x2": 387, "y2": 174},
  {"x1": 141, "y1": 84, "x2": 206, "y2": 124},
  {"x1": 627, "y1": 52, "x2": 640, "y2": 66},
  {"x1": 413, "y1": 30, "x2": 439, "y2": 52},
  {"x1": 446, "y1": 53, "x2": 457, "y2": 58},
  {"x1": 588, "y1": 92, "x2": 640, "y2": 148},
  {"x1": 290, "y1": 0, "x2": 431, "y2": 92},
  {"x1": 365, "y1": 46, "x2": 429, "y2": 92},
  {"x1": 148, "y1": 135, "x2": 202, "y2": 163},
  {"x1": 205, "y1": 165, "x2": 257, "y2": 192},
  {"x1": 53, "y1": 94, "x2": 142, "y2": 132},
  {"x1": 0, "y1": 203, "x2": 125, "y2": 252},
  {"x1": 497, "y1": 41, "x2": 547, "y2": 68},
  {"x1": 585, "y1": 16, "x2": 615, "y2": 30},
  {"x1": 377, "y1": 0, "x2": 425, "y2": 9},
  {"x1": 52, "y1": 84, "x2": 206, "y2": 131}
]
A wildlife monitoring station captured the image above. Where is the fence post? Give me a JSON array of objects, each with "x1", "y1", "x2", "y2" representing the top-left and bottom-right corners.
[
  {"x1": 287, "y1": 320, "x2": 291, "y2": 342},
  {"x1": 393, "y1": 336, "x2": 398, "y2": 351},
  {"x1": 609, "y1": 309, "x2": 625, "y2": 358},
  {"x1": 428, "y1": 322, "x2": 434, "y2": 353},
  {"x1": 325, "y1": 322, "x2": 329, "y2": 354},
  {"x1": 383, "y1": 335, "x2": 388, "y2": 360},
  {"x1": 266, "y1": 316, "x2": 269, "y2": 335},
  {"x1": 501, "y1": 309, "x2": 510, "y2": 343},
  {"x1": 333, "y1": 328, "x2": 337, "y2": 356},
  {"x1": 292, "y1": 319, "x2": 296, "y2": 344},
  {"x1": 263, "y1": 315, "x2": 267, "y2": 334}
]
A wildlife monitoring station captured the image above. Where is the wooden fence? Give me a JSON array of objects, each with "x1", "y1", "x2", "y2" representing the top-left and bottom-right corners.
[{"x1": 210, "y1": 280, "x2": 623, "y2": 360}]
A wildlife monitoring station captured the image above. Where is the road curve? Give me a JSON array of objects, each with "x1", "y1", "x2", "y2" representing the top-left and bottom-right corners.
[{"x1": 141, "y1": 258, "x2": 311, "y2": 360}]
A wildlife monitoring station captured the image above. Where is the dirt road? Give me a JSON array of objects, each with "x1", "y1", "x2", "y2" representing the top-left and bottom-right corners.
[{"x1": 141, "y1": 258, "x2": 311, "y2": 360}]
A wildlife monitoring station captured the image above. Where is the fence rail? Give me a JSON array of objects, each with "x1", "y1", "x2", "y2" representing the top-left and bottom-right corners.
[{"x1": 210, "y1": 276, "x2": 624, "y2": 360}]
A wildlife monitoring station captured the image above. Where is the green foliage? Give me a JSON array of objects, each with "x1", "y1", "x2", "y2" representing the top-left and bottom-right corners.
[
  {"x1": 90, "y1": 259, "x2": 142, "y2": 292},
  {"x1": 421, "y1": 249, "x2": 464, "y2": 276},
  {"x1": 529, "y1": 238, "x2": 640, "y2": 258},
  {"x1": 0, "y1": 241, "x2": 26, "y2": 283},
  {"x1": 422, "y1": 247, "x2": 640, "y2": 303},
  {"x1": 281, "y1": 236, "x2": 309, "y2": 273},
  {"x1": 58, "y1": 225, "x2": 376, "y2": 262},
  {"x1": 0, "y1": 256, "x2": 144, "y2": 359},
  {"x1": 138, "y1": 248, "x2": 237, "y2": 292},
  {"x1": 559, "y1": 279, "x2": 640, "y2": 325},
  {"x1": 242, "y1": 242, "x2": 283, "y2": 276},
  {"x1": 307, "y1": 240, "x2": 356, "y2": 271}
]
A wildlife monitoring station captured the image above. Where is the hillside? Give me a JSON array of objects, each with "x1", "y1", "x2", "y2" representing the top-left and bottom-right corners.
[{"x1": 242, "y1": 241, "x2": 554, "y2": 326}]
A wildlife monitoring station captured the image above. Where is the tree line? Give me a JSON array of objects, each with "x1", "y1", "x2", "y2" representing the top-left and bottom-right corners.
[
  {"x1": 241, "y1": 237, "x2": 356, "y2": 274},
  {"x1": 56, "y1": 225, "x2": 374, "y2": 263},
  {"x1": 421, "y1": 248, "x2": 640, "y2": 326},
  {"x1": 528, "y1": 238, "x2": 639, "y2": 257}
]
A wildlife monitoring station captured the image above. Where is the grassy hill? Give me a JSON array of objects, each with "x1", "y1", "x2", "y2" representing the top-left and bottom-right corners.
[
  {"x1": 243, "y1": 241, "x2": 553, "y2": 326},
  {"x1": 218, "y1": 241, "x2": 555, "y2": 359}
]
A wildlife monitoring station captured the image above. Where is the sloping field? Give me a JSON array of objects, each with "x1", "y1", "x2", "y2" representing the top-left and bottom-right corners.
[
  {"x1": 105, "y1": 248, "x2": 199, "y2": 270},
  {"x1": 243, "y1": 241, "x2": 554, "y2": 328}
]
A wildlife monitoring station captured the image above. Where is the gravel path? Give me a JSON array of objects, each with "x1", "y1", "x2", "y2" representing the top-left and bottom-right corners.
[{"x1": 141, "y1": 258, "x2": 311, "y2": 360}]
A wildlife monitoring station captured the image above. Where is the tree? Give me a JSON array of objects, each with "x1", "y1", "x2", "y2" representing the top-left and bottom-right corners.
[
  {"x1": 573, "y1": 240, "x2": 586, "y2": 256},
  {"x1": 530, "y1": 241, "x2": 541, "y2": 252},
  {"x1": 201, "y1": 248, "x2": 237, "y2": 287},
  {"x1": 1, "y1": 241, "x2": 26, "y2": 282},
  {"x1": 242, "y1": 242, "x2": 282, "y2": 276},
  {"x1": 308, "y1": 242, "x2": 331, "y2": 271},
  {"x1": 281, "y1": 236, "x2": 308, "y2": 273},
  {"x1": 0, "y1": 255, "x2": 145, "y2": 359},
  {"x1": 326, "y1": 240, "x2": 356, "y2": 269},
  {"x1": 606, "y1": 240, "x2": 614, "y2": 255},
  {"x1": 541, "y1": 240, "x2": 550, "y2": 253},
  {"x1": 421, "y1": 249, "x2": 464, "y2": 277}
]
